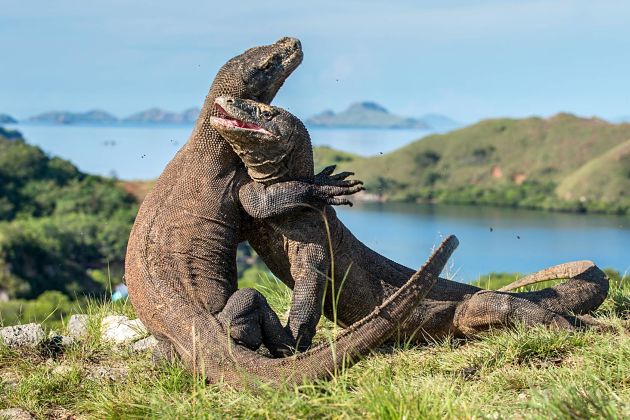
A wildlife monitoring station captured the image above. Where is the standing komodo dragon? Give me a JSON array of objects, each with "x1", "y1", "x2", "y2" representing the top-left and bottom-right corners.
[
  {"x1": 227, "y1": 104, "x2": 610, "y2": 341},
  {"x1": 211, "y1": 96, "x2": 372, "y2": 350},
  {"x1": 125, "y1": 37, "x2": 458, "y2": 387}
]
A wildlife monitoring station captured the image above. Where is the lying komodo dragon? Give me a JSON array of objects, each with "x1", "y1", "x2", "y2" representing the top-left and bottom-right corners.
[
  {"x1": 226, "y1": 100, "x2": 610, "y2": 342},
  {"x1": 125, "y1": 37, "x2": 459, "y2": 386}
]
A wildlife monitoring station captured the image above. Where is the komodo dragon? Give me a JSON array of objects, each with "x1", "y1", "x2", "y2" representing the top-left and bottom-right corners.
[
  {"x1": 125, "y1": 37, "x2": 458, "y2": 386},
  {"x1": 211, "y1": 96, "x2": 372, "y2": 350},
  {"x1": 230, "y1": 108, "x2": 610, "y2": 341}
]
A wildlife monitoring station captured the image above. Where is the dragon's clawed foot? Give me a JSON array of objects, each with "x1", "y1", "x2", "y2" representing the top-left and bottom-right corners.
[{"x1": 313, "y1": 165, "x2": 365, "y2": 206}]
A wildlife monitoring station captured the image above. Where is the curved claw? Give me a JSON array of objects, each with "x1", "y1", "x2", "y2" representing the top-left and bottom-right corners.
[
  {"x1": 332, "y1": 179, "x2": 363, "y2": 188},
  {"x1": 327, "y1": 197, "x2": 353, "y2": 206},
  {"x1": 313, "y1": 166, "x2": 364, "y2": 189},
  {"x1": 314, "y1": 165, "x2": 336, "y2": 181},
  {"x1": 331, "y1": 171, "x2": 355, "y2": 180},
  {"x1": 315, "y1": 183, "x2": 363, "y2": 197}
]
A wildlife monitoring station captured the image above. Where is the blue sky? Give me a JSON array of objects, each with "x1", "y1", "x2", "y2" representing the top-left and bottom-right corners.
[{"x1": 1, "y1": 0, "x2": 629, "y2": 123}]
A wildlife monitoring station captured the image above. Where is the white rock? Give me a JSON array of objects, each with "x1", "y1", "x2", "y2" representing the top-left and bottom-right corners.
[
  {"x1": 0, "y1": 324, "x2": 45, "y2": 348},
  {"x1": 101, "y1": 315, "x2": 147, "y2": 344},
  {"x1": 67, "y1": 314, "x2": 90, "y2": 339},
  {"x1": 0, "y1": 408, "x2": 35, "y2": 420},
  {"x1": 130, "y1": 335, "x2": 158, "y2": 353}
]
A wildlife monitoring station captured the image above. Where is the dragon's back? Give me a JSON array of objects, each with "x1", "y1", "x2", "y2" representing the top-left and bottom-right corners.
[{"x1": 125, "y1": 141, "x2": 241, "y2": 330}]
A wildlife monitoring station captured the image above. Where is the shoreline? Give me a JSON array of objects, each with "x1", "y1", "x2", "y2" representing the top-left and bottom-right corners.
[{"x1": 352, "y1": 190, "x2": 630, "y2": 217}]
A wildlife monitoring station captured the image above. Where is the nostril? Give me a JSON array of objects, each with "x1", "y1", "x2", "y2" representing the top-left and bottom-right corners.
[
  {"x1": 226, "y1": 98, "x2": 234, "y2": 104},
  {"x1": 277, "y1": 37, "x2": 301, "y2": 50}
]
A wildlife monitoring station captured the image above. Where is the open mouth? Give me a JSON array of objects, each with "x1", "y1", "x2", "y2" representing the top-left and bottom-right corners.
[{"x1": 212, "y1": 103, "x2": 271, "y2": 134}]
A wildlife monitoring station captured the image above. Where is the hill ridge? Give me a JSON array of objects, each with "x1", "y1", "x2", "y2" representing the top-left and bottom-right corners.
[{"x1": 320, "y1": 112, "x2": 630, "y2": 214}]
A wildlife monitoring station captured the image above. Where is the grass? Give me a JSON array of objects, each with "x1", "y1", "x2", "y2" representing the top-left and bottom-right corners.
[{"x1": 1, "y1": 275, "x2": 629, "y2": 418}]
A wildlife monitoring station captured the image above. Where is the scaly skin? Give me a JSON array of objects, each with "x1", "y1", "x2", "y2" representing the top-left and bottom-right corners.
[
  {"x1": 125, "y1": 38, "x2": 457, "y2": 387},
  {"x1": 236, "y1": 108, "x2": 609, "y2": 341}
]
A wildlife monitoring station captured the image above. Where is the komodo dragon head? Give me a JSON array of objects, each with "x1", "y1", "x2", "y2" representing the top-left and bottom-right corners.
[
  {"x1": 208, "y1": 37, "x2": 303, "y2": 106},
  {"x1": 210, "y1": 96, "x2": 314, "y2": 183}
]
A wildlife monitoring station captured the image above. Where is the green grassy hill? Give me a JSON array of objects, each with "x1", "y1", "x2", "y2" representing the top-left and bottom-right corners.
[
  {"x1": 556, "y1": 139, "x2": 630, "y2": 211},
  {"x1": 317, "y1": 113, "x2": 630, "y2": 214}
]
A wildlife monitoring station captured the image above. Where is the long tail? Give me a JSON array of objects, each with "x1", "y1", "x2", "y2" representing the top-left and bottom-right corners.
[
  {"x1": 158, "y1": 235, "x2": 458, "y2": 387},
  {"x1": 498, "y1": 260, "x2": 609, "y2": 314}
]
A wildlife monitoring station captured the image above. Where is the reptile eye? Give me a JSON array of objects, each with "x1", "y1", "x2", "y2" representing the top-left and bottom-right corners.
[{"x1": 261, "y1": 111, "x2": 273, "y2": 120}]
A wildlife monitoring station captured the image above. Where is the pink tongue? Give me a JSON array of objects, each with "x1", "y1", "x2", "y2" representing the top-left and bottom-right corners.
[
  {"x1": 217, "y1": 117, "x2": 263, "y2": 131},
  {"x1": 238, "y1": 120, "x2": 261, "y2": 130}
]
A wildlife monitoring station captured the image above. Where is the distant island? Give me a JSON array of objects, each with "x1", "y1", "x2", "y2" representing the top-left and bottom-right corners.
[
  {"x1": 28, "y1": 110, "x2": 118, "y2": 125},
  {"x1": 0, "y1": 114, "x2": 17, "y2": 124},
  {"x1": 26, "y1": 107, "x2": 200, "y2": 125},
  {"x1": 306, "y1": 101, "x2": 459, "y2": 130},
  {"x1": 123, "y1": 107, "x2": 200, "y2": 124},
  {"x1": 15, "y1": 102, "x2": 461, "y2": 129}
]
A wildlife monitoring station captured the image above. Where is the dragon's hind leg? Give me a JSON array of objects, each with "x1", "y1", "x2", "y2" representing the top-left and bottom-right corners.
[
  {"x1": 217, "y1": 288, "x2": 296, "y2": 358},
  {"x1": 152, "y1": 288, "x2": 296, "y2": 364}
]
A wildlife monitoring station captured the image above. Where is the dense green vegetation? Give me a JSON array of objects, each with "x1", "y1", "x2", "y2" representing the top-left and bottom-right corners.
[
  {"x1": 0, "y1": 127, "x2": 21, "y2": 140},
  {"x1": 1, "y1": 272, "x2": 628, "y2": 418},
  {"x1": 0, "y1": 291, "x2": 78, "y2": 330},
  {"x1": 0, "y1": 130, "x2": 137, "y2": 302},
  {"x1": 321, "y1": 113, "x2": 630, "y2": 215}
]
